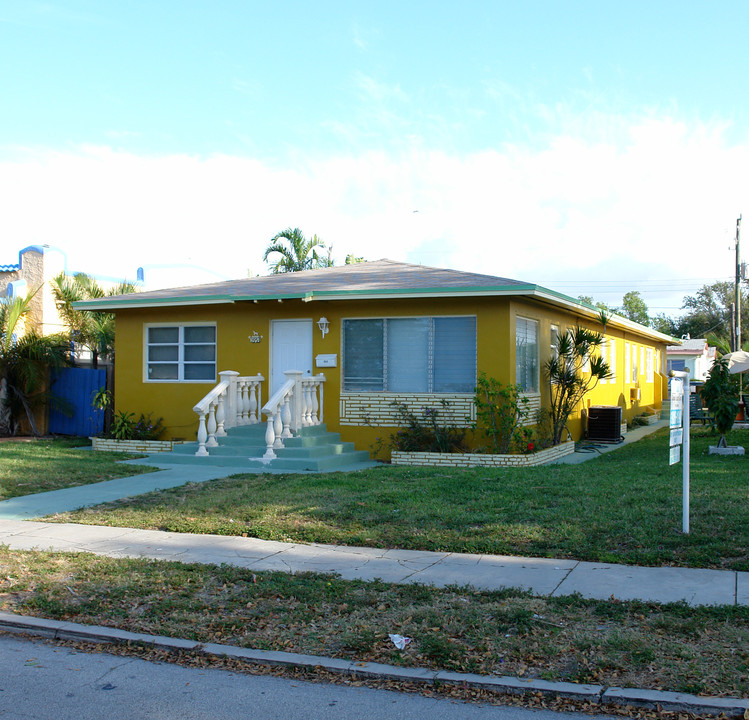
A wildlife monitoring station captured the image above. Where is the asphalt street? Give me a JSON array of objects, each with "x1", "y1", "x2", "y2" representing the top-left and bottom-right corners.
[{"x1": 0, "y1": 635, "x2": 618, "y2": 720}]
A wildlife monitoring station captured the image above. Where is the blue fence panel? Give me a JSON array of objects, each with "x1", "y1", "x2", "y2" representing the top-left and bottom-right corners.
[{"x1": 49, "y1": 367, "x2": 106, "y2": 437}]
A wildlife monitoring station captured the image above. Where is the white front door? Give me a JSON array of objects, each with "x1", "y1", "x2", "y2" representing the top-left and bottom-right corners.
[{"x1": 271, "y1": 319, "x2": 313, "y2": 394}]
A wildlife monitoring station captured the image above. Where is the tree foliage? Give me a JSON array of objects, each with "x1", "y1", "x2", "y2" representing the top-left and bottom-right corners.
[
  {"x1": 0, "y1": 291, "x2": 70, "y2": 436},
  {"x1": 545, "y1": 324, "x2": 612, "y2": 445},
  {"x1": 618, "y1": 291, "x2": 649, "y2": 326},
  {"x1": 672, "y1": 281, "x2": 749, "y2": 342},
  {"x1": 263, "y1": 228, "x2": 334, "y2": 274},
  {"x1": 51, "y1": 273, "x2": 137, "y2": 368},
  {"x1": 577, "y1": 295, "x2": 612, "y2": 312}
]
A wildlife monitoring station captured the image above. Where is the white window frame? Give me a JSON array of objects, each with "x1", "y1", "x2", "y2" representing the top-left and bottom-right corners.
[
  {"x1": 646, "y1": 347, "x2": 654, "y2": 383},
  {"x1": 640, "y1": 346, "x2": 645, "y2": 377},
  {"x1": 550, "y1": 324, "x2": 560, "y2": 360},
  {"x1": 144, "y1": 322, "x2": 217, "y2": 383},
  {"x1": 608, "y1": 338, "x2": 616, "y2": 383},
  {"x1": 599, "y1": 337, "x2": 608, "y2": 384},
  {"x1": 342, "y1": 315, "x2": 477, "y2": 393},
  {"x1": 624, "y1": 342, "x2": 631, "y2": 384},
  {"x1": 515, "y1": 316, "x2": 540, "y2": 394}
]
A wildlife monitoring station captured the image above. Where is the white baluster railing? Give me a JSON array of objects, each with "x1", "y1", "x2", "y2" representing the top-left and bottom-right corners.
[
  {"x1": 260, "y1": 371, "x2": 326, "y2": 458},
  {"x1": 194, "y1": 370, "x2": 325, "y2": 460},
  {"x1": 193, "y1": 371, "x2": 264, "y2": 457},
  {"x1": 261, "y1": 378, "x2": 296, "y2": 460}
]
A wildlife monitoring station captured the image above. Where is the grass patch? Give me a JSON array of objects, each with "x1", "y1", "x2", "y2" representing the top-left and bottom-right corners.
[
  {"x1": 52, "y1": 427, "x2": 749, "y2": 570},
  {"x1": 0, "y1": 438, "x2": 156, "y2": 500},
  {"x1": 1, "y1": 547, "x2": 746, "y2": 696}
]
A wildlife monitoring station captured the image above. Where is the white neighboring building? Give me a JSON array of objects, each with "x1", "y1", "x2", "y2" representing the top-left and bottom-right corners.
[{"x1": 666, "y1": 338, "x2": 716, "y2": 383}]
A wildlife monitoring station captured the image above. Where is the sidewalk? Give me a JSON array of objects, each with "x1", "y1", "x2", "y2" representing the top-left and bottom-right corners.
[
  {"x1": 1, "y1": 418, "x2": 745, "y2": 607},
  {"x1": 1, "y1": 519, "x2": 746, "y2": 606}
]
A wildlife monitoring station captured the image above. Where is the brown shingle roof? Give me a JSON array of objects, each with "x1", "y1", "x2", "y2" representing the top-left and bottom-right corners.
[{"x1": 76, "y1": 259, "x2": 533, "y2": 308}]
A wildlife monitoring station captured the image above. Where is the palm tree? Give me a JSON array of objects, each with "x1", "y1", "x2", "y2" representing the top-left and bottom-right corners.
[
  {"x1": 0, "y1": 292, "x2": 70, "y2": 436},
  {"x1": 263, "y1": 228, "x2": 334, "y2": 274},
  {"x1": 545, "y1": 317, "x2": 613, "y2": 445},
  {"x1": 51, "y1": 273, "x2": 137, "y2": 367}
]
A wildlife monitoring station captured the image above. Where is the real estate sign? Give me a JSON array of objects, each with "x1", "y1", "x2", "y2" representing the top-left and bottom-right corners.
[{"x1": 669, "y1": 377, "x2": 684, "y2": 466}]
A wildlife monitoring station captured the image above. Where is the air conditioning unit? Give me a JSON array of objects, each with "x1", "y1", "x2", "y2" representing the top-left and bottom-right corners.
[{"x1": 587, "y1": 405, "x2": 623, "y2": 442}]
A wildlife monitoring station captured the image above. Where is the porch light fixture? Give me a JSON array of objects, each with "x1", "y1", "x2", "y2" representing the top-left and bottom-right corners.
[{"x1": 317, "y1": 317, "x2": 330, "y2": 338}]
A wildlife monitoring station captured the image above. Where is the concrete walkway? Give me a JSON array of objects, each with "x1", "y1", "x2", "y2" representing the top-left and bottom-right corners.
[{"x1": 1, "y1": 519, "x2": 746, "y2": 606}]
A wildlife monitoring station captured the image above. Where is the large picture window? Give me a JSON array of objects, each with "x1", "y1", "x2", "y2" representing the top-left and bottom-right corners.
[
  {"x1": 342, "y1": 316, "x2": 476, "y2": 393},
  {"x1": 515, "y1": 317, "x2": 539, "y2": 393},
  {"x1": 146, "y1": 324, "x2": 216, "y2": 382}
]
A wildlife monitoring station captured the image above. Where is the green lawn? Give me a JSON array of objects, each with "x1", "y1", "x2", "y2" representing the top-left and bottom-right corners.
[
  {"x1": 51, "y1": 427, "x2": 749, "y2": 570},
  {"x1": 2, "y1": 547, "x2": 746, "y2": 697},
  {"x1": 0, "y1": 438, "x2": 155, "y2": 500}
]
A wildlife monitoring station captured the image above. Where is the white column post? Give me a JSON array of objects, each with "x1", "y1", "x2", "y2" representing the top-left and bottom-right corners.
[
  {"x1": 206, "y1": 401, "x2": 218, "y2": 447},
  {"x1": 219, "y1": 371, "x2": 239, "y2": 430},
  {"x1": 310, "y1": 380, "x2": 320, "y2": 425},
  {"x1": 215, "y1": 394, "x2": 227, "y2": 437},
  {"x1": 272, "y1": 408, "x2": 284, "y2": 449},
  {"x1": 263, "y1": 416, "x2": 277, "y2": 459},
  {"x1": 195, "y1": 411, "x2": 209, "y2": 456},
  {"x1": 281, "y1": 394, "x2": 293, "y2": 438},
  {"x1": 316, "y1": 373, "x2": 325, "y2": 424},
  {"x1": 284, "y1": 370, "x2": 304, "y2": 433},
  {"x1": 248, "y1": 381, "x2": 257, "y2": 424}
]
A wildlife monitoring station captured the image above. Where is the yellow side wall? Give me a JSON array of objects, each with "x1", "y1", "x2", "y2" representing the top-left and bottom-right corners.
[{"x1": 113, "y1": 295, "x2": 667, "y2": 447}]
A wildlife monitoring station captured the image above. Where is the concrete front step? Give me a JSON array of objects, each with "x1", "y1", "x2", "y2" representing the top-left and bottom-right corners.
[
  {"x1": 142, "y1": 451, "x2": 374, "y2": 472},
  {"x1": 144, "y1": 423, "x2": 374, "y2": 472}
]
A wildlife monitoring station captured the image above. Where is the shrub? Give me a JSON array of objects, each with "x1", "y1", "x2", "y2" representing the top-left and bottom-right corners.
[
  {"x1": 473, "y1": 373, "x2": 529, "y2": 453},
  {"x1": 387, "y1": 401, "x2": 468, "y2": 453},
  {"x1": 108, "y1": 411, "x2": 165, "y2": 441},
  {"x1": 700, "y1": 356, "x2": 739, "y2": 446}
]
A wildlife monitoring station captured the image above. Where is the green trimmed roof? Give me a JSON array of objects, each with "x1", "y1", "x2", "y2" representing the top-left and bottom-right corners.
[
  {"x1": 75, "y1": 259, "x2": 532, "y2": 307},
  {"x1": 73, "y1": 258, "x2": 675, "y2": 343}
]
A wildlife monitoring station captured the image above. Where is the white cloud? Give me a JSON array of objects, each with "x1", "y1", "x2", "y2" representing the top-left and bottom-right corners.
[{"x1": 0, "y1": 114, "x2": 745, "y2": 314}]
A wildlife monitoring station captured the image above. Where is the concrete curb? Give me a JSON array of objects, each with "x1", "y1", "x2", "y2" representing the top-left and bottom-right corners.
[{"x1": 1, "y1": 612, "x2": 746, "y2": 717}]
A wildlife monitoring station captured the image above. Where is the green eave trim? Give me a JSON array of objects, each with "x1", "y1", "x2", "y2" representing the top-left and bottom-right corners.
[
  {"x1": 71, "y1": 285, "x2": 536, "y2": 310},
  {"x1": 72, "y1": 282, "x2": 674, "y2": 344}
]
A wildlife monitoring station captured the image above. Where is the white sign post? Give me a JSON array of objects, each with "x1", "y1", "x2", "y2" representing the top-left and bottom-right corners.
[{"x1": 669, "y1": 370, "x2": 691, "y2": 533}]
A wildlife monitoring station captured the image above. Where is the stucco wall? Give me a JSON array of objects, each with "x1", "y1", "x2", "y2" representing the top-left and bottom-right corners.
[{"x1": 112, "y1": 294, "x2": 668, "y2": 447}]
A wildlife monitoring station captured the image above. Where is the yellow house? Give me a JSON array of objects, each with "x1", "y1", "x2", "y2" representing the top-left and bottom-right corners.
[{"x1": 77, "y1": 260, "x2": 672, "y2": 460}]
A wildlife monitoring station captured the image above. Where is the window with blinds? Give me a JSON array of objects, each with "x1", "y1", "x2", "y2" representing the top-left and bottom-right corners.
[
  {"x1": 342, "y1": 316, "x2": 476, "y2": 393},
  {"x1": 515, "y1": 317, "x2": 539, "y2": 393}
]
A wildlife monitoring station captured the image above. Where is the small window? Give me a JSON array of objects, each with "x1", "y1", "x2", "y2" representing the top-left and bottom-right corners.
[
  {"x1": 609, "y1": 338, "x2": 616, "y2": 382},
  {"x1": 624, "y1": 343, "x2": 631, "y2": 384},
  {"x1": 146, "y1": 324, "x2": 216, "y2": 382}
]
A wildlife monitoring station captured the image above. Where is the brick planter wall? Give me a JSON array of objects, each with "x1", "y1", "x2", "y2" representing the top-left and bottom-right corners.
[
  {"x1": 391, "y1": 441, "x2": 575, "y2": 468},
  {"x1": 90, "y1": 437, "x2": 178, "y2": 453}
]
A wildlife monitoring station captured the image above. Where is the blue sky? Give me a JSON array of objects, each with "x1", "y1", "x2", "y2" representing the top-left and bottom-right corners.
[{"x1": 2, "y1": 1, "x2": 748, "y2": 316}]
